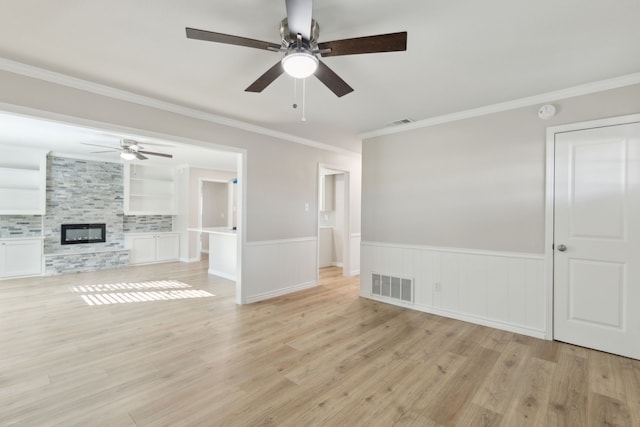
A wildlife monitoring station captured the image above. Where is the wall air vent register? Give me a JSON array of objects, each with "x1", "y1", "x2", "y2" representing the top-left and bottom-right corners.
[{"x1": 371, "y1": 273, "x2": 413, "y2": 303}]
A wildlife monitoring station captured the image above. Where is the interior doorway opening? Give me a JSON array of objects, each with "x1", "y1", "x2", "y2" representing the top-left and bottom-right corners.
[
  {"x1": 318, "y1": 166, "x2": 349, "y2": 278},
  {"x1": 198, "y1": 179, "x2": 236, "y2": 255}
]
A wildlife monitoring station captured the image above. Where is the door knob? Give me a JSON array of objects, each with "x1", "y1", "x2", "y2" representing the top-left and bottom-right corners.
[{"x1": 557, "y1": 244, "x2": 567, "y2": 252}]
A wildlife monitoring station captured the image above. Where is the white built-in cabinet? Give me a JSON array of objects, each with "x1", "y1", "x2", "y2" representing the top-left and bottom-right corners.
[
  {"x1": 0, "y1": 148, "x2": 47, "y2": 215},
  {"x1": 125, "y1": 232, "x2": 179, "y2": 265},
  {"x1": 0, "y1": 238, "x2": 43, "y2": 279},
  {"x1": 124, "y1": 164, "x2": 176, "y2": 215}
]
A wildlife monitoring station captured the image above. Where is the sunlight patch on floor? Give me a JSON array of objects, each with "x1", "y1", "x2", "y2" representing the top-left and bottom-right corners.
[{"x1": 70, "y1": 280, "x2": 215, "y2": 305}]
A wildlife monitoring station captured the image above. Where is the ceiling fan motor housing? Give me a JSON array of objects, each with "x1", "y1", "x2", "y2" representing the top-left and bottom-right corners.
[{"x1": 280, "y1": 18, "x2": 319, "y2": 49}]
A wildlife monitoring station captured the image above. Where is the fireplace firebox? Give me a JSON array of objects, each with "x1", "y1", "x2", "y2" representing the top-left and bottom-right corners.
[{"x1": 61, "y1": 223, "x2": 106, "y2": 245}]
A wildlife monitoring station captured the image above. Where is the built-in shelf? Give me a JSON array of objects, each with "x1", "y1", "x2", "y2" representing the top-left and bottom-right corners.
[
  {"x1": 0, "y1": 148, "x2": 48, "y2": 215},
  {"x1": 124, "y1": 164, "x2": 176, "y2": 215}
]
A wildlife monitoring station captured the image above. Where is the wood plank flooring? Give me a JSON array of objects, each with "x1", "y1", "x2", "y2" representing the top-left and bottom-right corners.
[{"x1": 1, "y1": 261, "x2": 639, "y2": 426}]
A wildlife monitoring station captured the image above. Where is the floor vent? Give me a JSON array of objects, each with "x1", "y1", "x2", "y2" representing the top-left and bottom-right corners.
[{"x1": 371, "y1": 273, "x2": 413, "y2": 303}]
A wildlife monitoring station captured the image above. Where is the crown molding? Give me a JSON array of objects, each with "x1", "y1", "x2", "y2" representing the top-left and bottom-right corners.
[
  {"x1": 360, "y1": 72, "x2": 640, "y2": 140},
  {"x1": 0, "y1": 57, "x2": 360, "y2": 157}
]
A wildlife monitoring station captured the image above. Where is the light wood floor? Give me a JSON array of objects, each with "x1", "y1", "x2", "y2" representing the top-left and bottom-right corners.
[{"x1": 1, "y1": 261, "x2": 639, "y2": 426}]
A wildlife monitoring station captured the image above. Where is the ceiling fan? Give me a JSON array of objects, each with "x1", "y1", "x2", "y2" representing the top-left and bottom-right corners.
[
  {"x1": 186, "y1": 0, "x2": 407, "y2": 97},
  {"x1": 82, "y1": 139, "x2": 173, "y2": 161}
]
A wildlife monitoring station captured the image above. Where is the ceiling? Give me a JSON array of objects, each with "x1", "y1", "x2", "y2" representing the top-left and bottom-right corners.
[
  {"x1": 0, "y1": 0, "x2": 639, "y2": 155},
  {"x1": 0, "y1": 112, "x2": 239, "y2": 170}
]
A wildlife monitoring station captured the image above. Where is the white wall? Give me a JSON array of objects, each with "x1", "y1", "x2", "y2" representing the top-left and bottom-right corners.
[
  {"x1": 0, "y1": 68, "x2": 361, "y2": 303},
  {"x1": 362, "y1": 83, "x2": 640, "y2": 337}
]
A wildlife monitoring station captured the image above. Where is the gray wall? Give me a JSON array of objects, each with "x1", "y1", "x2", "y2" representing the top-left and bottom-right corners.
[{"x1": 363, "y1": 84, "x2": 640, "y2": 254}]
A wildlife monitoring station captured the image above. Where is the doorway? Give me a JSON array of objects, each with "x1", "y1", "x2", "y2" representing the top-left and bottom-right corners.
[
  {"x1": 546, "y1": 115, "x2": 640, "y2": 359},
  {"x1": 199, "y1": 180, "x2": 228, "y2": 255},
  {"x1": 318, "y1": 166, "x2": 349, "y2": 277}
]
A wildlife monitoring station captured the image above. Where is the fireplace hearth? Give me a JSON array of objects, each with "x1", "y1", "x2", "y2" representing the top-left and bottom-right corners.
[{"x1": 61, "y1": 223, "x2": 106, "y2": 245}]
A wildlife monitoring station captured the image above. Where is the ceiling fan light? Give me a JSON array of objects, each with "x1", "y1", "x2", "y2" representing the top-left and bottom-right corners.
[
  {"x1": 120, "y1": 150, "x2": 137, "y2": 161},
  {"x1": 281, "y1": 52, "x2": 319, "y2": 79}
]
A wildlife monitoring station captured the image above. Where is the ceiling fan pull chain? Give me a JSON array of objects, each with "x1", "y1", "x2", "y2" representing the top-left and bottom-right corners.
[{"x1": 301, "y1": 78, "x2": 307, "y2": 122}]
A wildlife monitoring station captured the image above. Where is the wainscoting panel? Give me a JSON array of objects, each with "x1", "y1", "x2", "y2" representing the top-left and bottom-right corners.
[
  {"x1": 242, "y1": 237, "x2": 318, "y2": 304},
  {"x1": 361, "y1": 241, "x2": 546, "y2": 338}
]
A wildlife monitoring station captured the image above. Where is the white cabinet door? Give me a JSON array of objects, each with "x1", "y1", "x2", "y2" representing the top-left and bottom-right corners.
[
  {"x1": 156, "y1": 234, "x2": 179, "y2": 262},
  {"x1": 1, "y1": 239, "x2": 42, "y2": 278},
  {"x1": 127, "y1": 233, "x2": 179, "y2": 265},
  {"x1": 129, "y1": 235, "x2": 157, "y2": 265}
]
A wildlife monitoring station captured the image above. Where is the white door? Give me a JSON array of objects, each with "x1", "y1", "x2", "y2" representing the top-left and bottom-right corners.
[{"x1": 554, "y1": 122, "x2": 640, "y2": 359}]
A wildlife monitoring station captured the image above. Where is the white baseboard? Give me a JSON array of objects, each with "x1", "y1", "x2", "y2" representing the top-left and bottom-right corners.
[{"x1": 244, "y1": 280, "x2": 317, "y2": 304}]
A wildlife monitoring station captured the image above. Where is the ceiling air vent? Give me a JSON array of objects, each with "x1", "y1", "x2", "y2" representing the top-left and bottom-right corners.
[{"x1": 385, "y1": 118, "x2": 414, "y2": 127}]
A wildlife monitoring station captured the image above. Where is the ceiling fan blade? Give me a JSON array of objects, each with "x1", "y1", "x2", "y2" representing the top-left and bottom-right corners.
[
  {"x1": 285, "y1": 0, "x2": 313, "y2": 40},
  {"x1": 134, "y1": 152, "x2": 148, "y2": 161},
  {"x1": 245, "y1": 61, "x2": 285, "y2": 93},
  {"x1": 90, "y1": 150, "x2": 119, "y2": 154},
  {"x1": 138, "y1": 150, "x2": 173, "y2": 159},
  {"x1": 186, "y1": 28, "x2": 282, "y2": 51},
  {"x1": 81, "y1": 142, "x2": 119, "y2": 150},
  {"x1": 318, "y1": 32, "x2": 407, "y2": 57},
  {"x1": 314, "y1": 61, "x2": 353, "y2": 97}
]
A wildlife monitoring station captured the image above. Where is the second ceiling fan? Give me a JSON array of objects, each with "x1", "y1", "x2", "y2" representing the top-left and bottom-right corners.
[{"x1": 186, "y1": 0, "x2": 407, "y2": 97}]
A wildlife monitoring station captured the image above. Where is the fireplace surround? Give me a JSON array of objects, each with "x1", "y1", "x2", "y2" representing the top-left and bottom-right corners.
[{"x1": 61, "y1": 223, "x2": 106, "y2": 245}]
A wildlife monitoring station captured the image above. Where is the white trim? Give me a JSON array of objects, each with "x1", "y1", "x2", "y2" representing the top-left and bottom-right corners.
[
  {"x1": 361, "y1": 292, "x2": 546, "y2": 339},
  {"x1": 361, "y1": 240, "x2": 544, "y2": 260},
  {"x1": 245, "y1": 236, "x2": 317, "y2": 246},
  {"x1": 351, "y1": 232, "x2": 361, "y2": 238},
  {"x1": 361, "y1": 73, "x2": 640, "y2": 139},
  {"x1": 543, "y1": 113, "x2": 640, "y2": 340},
  {"x1": 0, "y1": 57, "x2": 359, "y2": 157},
  {"x1": 244, "y1": 280, "x2": 317, "y2": 304}
]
